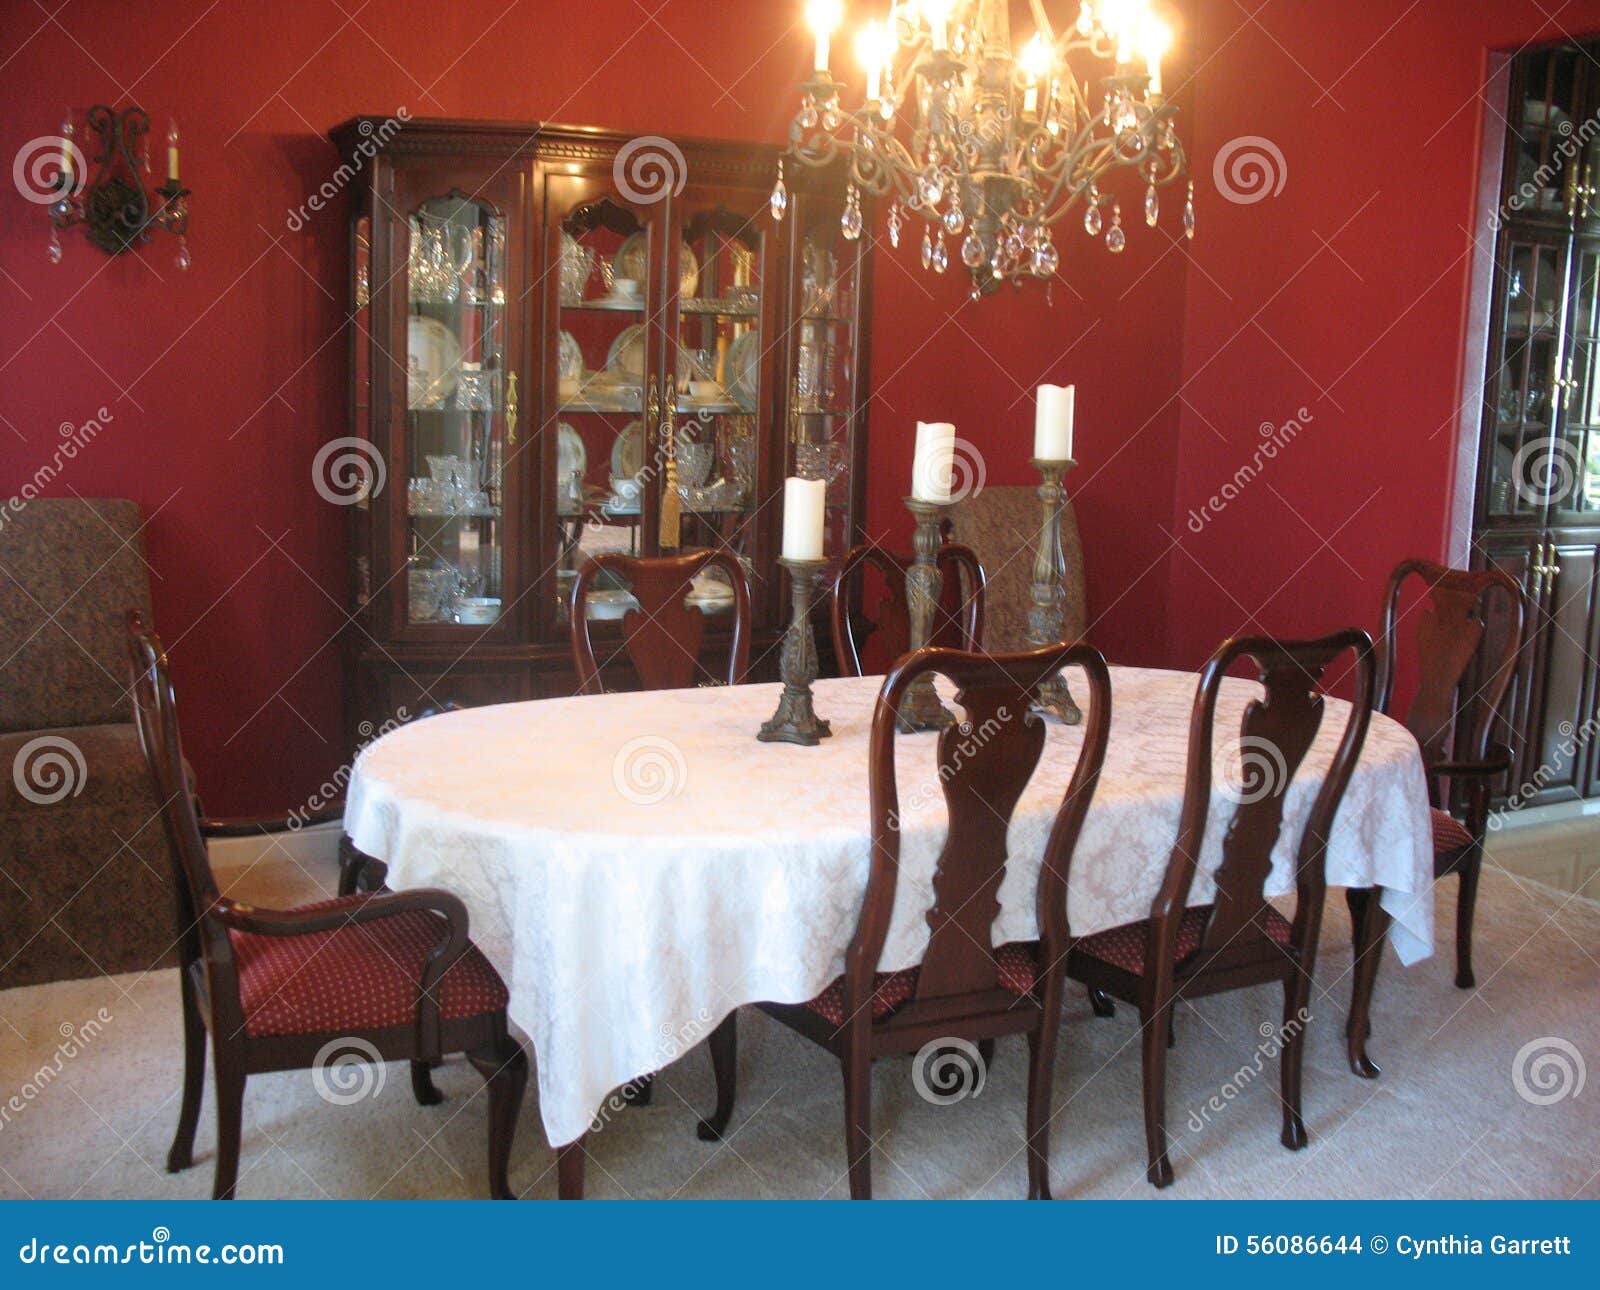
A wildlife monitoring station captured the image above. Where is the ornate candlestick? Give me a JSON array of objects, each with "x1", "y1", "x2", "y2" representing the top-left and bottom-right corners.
[
  {"x1": 897, "y1": 496, "x2": 958, "y2": 732},
  {"x1": 1028, "y1": 458, "x2": 1083, "y2": 724},
  {"x1": 758, "y1": 558, "x2": 833, "y2": 746}
]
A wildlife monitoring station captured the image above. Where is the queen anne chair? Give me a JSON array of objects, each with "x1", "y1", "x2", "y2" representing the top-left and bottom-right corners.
[
  {"x1": 126, "y1": 614, "x2": 526, "y2": 1199},
  {"x1": 1376, "y1": 558, "x2": 1525, "y2": 988},
  {"x1": 698, "y1": 643, "x2": 1111, "y2": 1198},
  {"x1": 1065, "y1": 631, "x2": 1374, "y2": 1188},
  {"x1": 831, "y1": 540, "x2": 986, "y2": 677}
]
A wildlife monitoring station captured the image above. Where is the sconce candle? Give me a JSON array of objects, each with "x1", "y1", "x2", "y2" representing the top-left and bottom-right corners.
[
  {"x1": 166, "y1": 119, "x2": 179, "y2": 182},
  {"x1": 911, "y1": 420, "x2": 956, "y2": 503},
  {"x1": 781, "y1": 476, "x2": 826, "y2": 561},
  {"x1": 1034, "y1": 384, "x2": 1075, "y2": 461}
]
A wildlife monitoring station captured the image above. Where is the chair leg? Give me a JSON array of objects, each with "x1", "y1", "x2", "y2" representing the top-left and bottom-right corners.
[
  {"x1": 977, "y1": 1037, "x2": 996, "y2": 1070},
  {"x1": 696, "y1": 1012, "x2": 738, "y2": 1142},
  {"x1": 1279, "y1": 973, "x2": 1312, "y2": 1151},
  {"x1": 1025, "y1": 1009, "x2": 1063, "y2": 1200},
  {"x1": 1454, "y1": 853, "x2": 1482, "y2": 990},
  {"x1": 167, "y1": 966, "x2": 205, "y2": 1174},
  {"x1": 621, "y1": 1072, "x2": 654, "y2": 1106},
  {"x1": 336, "y1": 836, "x2": 362, "y2": 896},
  {"x1": 841, "y1": 1053, "x2": 873, "y2": 1199},
  {"x1": 1346, "y1": 890, "x2": 1390, "y2": 1079},
  {"x1": 1088, "y1": 986, "x2": 1116, "y2": 1018},
  {"x1": 468, "y1": 1032, "x2": 528, "y2": 1200},
  {"x1": 410, "y1": 1060, "x2": 444, "y2": 1106},
  {"x1": 556, "y1": 1137, "x2": 586, "y2": 1199},
  {"x1": 211, "y1": 1062, "x2": 246, "y2": 1200},
  {"x1": 1139, "y1": 1003, "x2": 1174, "y2": 1188}
]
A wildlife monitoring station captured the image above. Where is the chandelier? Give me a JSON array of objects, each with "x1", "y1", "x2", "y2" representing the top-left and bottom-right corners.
[{"x1": 772, "y1": 0, "x2": 1191, "y2": 293}]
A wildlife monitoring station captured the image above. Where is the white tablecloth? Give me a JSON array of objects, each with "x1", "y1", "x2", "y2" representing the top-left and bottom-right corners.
[{"x1": 345, "y1": 667, "x2": 1433, "y2": 1147}]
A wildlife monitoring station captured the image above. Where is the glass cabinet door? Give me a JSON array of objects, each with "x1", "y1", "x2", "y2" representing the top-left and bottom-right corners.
[
  {"x1": 1553, "y1": 240, "x2": 1600, "y2": 516},
  {"x1": 1507, "y1": 46, "x2": 1588, "y2": 222},
  {"x1": 543, "y1": 181, "x2": 664, "y2": 628},
  {"x1": 1486, "y1": 235, "x2": 1568, "y2": 523},
  {"x1": 398, "y1": 189, "x2": 515, "y2": 632},
  {"x1": 789, "y1": 198, "x2": 868, "y2": 563}
]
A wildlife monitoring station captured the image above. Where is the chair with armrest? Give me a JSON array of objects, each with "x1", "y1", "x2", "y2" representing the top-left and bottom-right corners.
[
  {"x1": 1376, "y1": 558, "x2": 1526, "y2": 989},
  {"x1": 126, "y1": 613, "x2": 526, "y2": 1199},
  {"x1": 831, "y1": 540, "x2": 986, "y2": 677},
  {"x1": 696, "y1": 642, "x2": 1112, "y2": 1198},
  {"x1": 1066, "y1": 631, "x2": 1375, "y2": 1188}
]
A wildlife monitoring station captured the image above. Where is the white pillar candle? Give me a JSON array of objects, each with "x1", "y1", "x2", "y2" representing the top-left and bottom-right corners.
[
  {"x1": 911, "y1": 420, "x2": 957, "y2": 503},
  {"x1": 781, "y1": 476, "x2": 826, "y2": 560},
  {"x1": 1034, "y1": 384, "x2": 1075, "y2": 460}
]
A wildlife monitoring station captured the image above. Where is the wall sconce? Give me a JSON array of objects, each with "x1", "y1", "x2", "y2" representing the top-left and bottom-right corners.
[{"x1": 49, "y1": 105, "x2": 190, "y2": 269}]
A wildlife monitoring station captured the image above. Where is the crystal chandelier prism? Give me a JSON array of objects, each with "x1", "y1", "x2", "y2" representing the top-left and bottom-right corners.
[{"x1": 774, "y1": 0, "x2": 1192, "y2": 294}]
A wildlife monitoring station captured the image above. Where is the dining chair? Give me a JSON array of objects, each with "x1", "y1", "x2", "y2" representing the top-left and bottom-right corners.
[
  {"x1": 831, "y1": 540, "x2": 986, "y2": 677},
  {"x1": 569, "y1": 549, "x2": 752, "y2": 692},
  {"x1": 566, "y1": 549, "x2": 750, "y2": 1113},
  {"x1": 1377, "y1": 558, "x2": 1525, "y2": 989},
  {"x1": 1065, "y1": 631, "x2": 1374, "y2": 1189},
  {"x1": 126, "y1": 613, "x2": 527, "y2": 1199},
  {"x1": 700, "y1": 642, "x2": 1112, "y2": 1198}
]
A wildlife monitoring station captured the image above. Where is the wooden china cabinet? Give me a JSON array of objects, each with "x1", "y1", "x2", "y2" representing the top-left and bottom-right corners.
[
  {"x1": 1475, "y1": 42, "x2": 1600, "y2": 806},
  {"x1": 330, "y1": 118, "x2": 871, "y2": 744}
]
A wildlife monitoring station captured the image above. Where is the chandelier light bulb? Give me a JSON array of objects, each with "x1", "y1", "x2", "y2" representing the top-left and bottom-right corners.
[
  {"x1": 1139, "y1": 16, "x2": 1171, "y2": 95},
  {"x1": 923, "y1": 0, "x2": 955, "y2": 51},
  {"x1": 806, "y1": 0, "x2": 843, "y2": 71},
  {"x1": 856, "y1": 20, "x2": 893, "y2": 101}
]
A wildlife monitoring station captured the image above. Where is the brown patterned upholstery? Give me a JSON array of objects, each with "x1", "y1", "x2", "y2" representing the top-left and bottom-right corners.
[
  {"x1": 803, "y1": 941, "x2": 1039, "y2": 1025},
  {"x1": 0, "y1": 499, "x2": 175, "y2": 987},
  {"x1": 946, "y1": 485, "x2": 1086, "y2": 652},
  {"x1": 1073, "y1": 905, "x2": 1293, "y2": 976},
  {"x1": 1430, "y1": 807, "x2": 1475, "y2": 855}
]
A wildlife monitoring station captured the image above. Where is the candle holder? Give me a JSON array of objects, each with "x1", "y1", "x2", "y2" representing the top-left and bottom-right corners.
[
  {"x1": 1027, "y1": 458, "x2": 1082, "y2": 724},
  {"x1": 47, "y1": 106, "x2": 190, "y2": 267},
  {"x1": 897, "y1": 496, "x2": 958, "y2": 732},
  {"x1": 758, "y1": 558, "x2": 833, "y2": 746}
]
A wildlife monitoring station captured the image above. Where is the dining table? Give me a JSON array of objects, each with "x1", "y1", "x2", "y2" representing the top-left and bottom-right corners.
[{"x1": 343, "y1": 665, "x2": 1434, "y2": 1193}]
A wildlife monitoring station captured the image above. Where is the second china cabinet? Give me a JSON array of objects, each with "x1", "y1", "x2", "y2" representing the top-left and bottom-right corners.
[{"x1": 331, "y1": 119, "x2": 871, "y2": 740}]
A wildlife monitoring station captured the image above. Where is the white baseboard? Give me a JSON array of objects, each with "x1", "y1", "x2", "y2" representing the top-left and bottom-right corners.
[{"x1": 206, "y1": 819, "x2": 342, "y2": 880}]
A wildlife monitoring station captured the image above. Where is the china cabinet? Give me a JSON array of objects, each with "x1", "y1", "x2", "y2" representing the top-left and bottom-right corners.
[
  {"x1": 1474, "y1": 42, "x2": 1600, "y2": 807},
  {"x1": 331, "y1": 119, "x2": 871, "y2": 741}
]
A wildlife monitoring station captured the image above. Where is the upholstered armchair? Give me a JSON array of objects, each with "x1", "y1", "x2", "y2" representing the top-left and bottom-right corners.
[
  {"x1": 0, "y1": 498, "x2": 177, "y2": 987},
  {"x1": 946, "y1": 485, "x2": 1086, "y2": 651}
]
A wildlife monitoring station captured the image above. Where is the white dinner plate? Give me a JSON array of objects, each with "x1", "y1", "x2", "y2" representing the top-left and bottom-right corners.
[{"x1": 407, "y1": 315, "x2": 462, "y2": 409}]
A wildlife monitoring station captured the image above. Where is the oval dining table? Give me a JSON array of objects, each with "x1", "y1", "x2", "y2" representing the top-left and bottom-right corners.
[{"x1": 344, "y1": 666, "x2": 1433, "y2": 1198}]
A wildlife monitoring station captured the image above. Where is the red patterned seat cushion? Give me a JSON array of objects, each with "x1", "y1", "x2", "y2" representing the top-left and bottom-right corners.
[
  {"x1": 1073, "y1": 905, "x2": 1293, "y2": 976},
  {"x1": 1430, "y1": 808, "x2": 1475, "y2": 855},
  {"x1": 803, "y1": 942, "x2": 1038, "y2": 1026},
  {"x1": 229, "y1": 896, "x2": 508, "y2": 1038}
]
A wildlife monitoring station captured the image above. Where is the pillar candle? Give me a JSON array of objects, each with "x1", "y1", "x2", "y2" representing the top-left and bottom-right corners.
[
  {"x1": 1034, "y1": 384, "x2": 1075, "y2": 460},
  {"x1": 911, "y1": 421, "x2": 956, "y2": 503},
  {"x1": 781, "y1": 476, "x2": 826, "y2": 560}
]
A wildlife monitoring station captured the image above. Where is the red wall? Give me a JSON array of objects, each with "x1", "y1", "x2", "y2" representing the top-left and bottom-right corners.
[
  {"x1": 0, "y1": 1, "x2": 1186, "y2": 813},
  {"x1": 1167, "y1": 0, "x2": 1600, "y2": 669}
]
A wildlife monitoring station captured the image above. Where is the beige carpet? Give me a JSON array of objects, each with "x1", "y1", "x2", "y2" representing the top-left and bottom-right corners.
[{"x1": 0, "y1": 861, "x2": 1595, "y2": 1200}]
